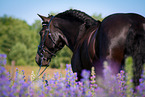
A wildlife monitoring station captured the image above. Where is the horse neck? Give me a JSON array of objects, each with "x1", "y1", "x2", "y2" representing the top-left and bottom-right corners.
[
  {"x1": 55, "y1": 18, "x2": 100, "y2": 52},
  {"x1": 56, "y1": 18, "x2": 85, "y2": 51}
]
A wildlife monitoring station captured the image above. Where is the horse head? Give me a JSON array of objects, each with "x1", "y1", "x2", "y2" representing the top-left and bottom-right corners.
[{"x1": 35, "y1": 14, "x2": 68, "y2": 66}]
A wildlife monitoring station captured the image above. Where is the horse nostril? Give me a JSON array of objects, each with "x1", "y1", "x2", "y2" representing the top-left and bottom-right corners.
[
  {"x1": 35, "y1": 54, "x2": 42, "y2": 66},
  {"x1": 43, "y1": 57, "x2": 47, "y2": 61}
]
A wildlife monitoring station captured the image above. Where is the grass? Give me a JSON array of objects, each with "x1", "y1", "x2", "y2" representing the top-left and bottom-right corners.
[{"x1": 4, "y1": 65, "x2": 66, "y2": 80}]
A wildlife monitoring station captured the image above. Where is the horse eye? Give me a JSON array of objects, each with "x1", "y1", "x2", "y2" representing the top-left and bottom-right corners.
[
  {"x1": 42, "y1": 23, "x2": 47, "y2": 27},
  {"x1": 42, "y1": 25, "x2": 46, "y2": 28}
]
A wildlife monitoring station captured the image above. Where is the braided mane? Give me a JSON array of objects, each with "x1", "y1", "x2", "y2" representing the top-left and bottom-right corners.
[{"x1": 55, "y1": 9, "x2": 99, "y2": 26}]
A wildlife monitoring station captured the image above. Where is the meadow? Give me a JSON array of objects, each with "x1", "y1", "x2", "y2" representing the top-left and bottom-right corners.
[
  {"x1": 4, "y1": 65, "x2": 66, "y2": 80},
  {"x1": 1, "y1": 55, "x2": 145, "y2": 97}
]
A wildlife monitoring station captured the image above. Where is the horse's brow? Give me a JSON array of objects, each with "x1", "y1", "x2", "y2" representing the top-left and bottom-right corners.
[{"x1": 42, "y1": 22, "x2": 48, "y2": 24}]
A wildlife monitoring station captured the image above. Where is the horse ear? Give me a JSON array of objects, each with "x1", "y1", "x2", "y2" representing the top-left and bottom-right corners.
[{"x1": 37, "y1": 14, "x2": 48, "y2": 21}]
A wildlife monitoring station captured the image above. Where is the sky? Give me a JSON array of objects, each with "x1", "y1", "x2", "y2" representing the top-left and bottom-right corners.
[{"x1": 0, "y1": 0, "x2": 145, "y2": 25}]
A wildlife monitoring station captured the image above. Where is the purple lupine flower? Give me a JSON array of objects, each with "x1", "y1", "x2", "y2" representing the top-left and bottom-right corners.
[
  {"x1": 117, "y1": 70, "x2": 126, "y2": 96},
  {"x1": 54, "y1": 72, "x2": 59, "y2": 80},
  {"x1": 135, "y1": 67, "x2": 145, "y2": 96},
  {"x1": 65, "y1": 64, "x2": 71, "y2": 70},
  {"x1": 0, "y1": 65, "x2": 11, "y2": 96},
  {"x1": 19, "y1": 83, "x2": 29, "y2": 97},
  {"x1": 80, "y1": 69, "x2": 91, "y2": 96},
  {"x1": 42, "y1": 73, "x2": 46, "y2": 82},
  {"x1": 65, "y1": 64, "x2": 74, "y2": 88},
  {"x1": 81, "y1": 69, "x2": 90, "y2": 79},
  {"x1": 21, "y1": 70, "x2": 26, "y2": 82},
  {"x1": 0, "y1": 54, "x2": 7, "y2": 65},
  {"x1": 0, "y1": 62, "x2": 145, "y2": 96},
  {"x1": 0, "y1": 54, "x2": 7, "y2": 58}
]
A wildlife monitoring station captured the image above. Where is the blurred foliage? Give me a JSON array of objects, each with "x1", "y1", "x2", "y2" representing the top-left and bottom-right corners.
[
  {"x1": 50, "y1": 46, "x2": 72, "y2": 68},
  {"x1": 92, "y1": 13, "x2": 103, "y2": 21},
  {"x1": 0, "y1": 15, "x2": 39, "y2": 66},
  {"x1": 125, "y1": 57, "x2": 134, "y2": 96},
  {"x1": 0, "y1": 12, "x2": 103, "y2": 68}
]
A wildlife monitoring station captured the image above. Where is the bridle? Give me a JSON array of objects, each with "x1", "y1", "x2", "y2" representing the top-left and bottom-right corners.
[
  {"x1": 37, "y1": 16, "x2": 55, "y2": 58},
  {"x1": 35, "y1": 16, "x2": 59, "y2": 80},
  {"x1": 38, "y1": 16, "x2": 63, "y2": 59},
  {"x1": 35, "y1": 15, "x2": 65, "y2": 81}
]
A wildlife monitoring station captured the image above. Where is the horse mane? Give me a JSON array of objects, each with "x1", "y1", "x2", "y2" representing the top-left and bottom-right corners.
[{"x1": 55, "y1": 9, "x2": 99, "y2": 27}]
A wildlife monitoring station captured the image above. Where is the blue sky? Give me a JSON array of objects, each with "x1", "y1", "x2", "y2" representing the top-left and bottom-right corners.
[{"x1": 0, "y1": 0, "x2": 145, "y2": 25}]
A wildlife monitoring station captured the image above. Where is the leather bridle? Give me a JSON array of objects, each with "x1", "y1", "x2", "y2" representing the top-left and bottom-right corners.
[
  {"x1": 37, "y1": 16, "x2": 55, "y2": 58},
  {"x1": 38, "y1": 16, "x2": 63, "y2": 60},
  {"x1": 35, "y1": 16, "x2": 57, "y2": 80},
  {"x1": 35, "y1": 15, "x2": 65, "y2": 80}
]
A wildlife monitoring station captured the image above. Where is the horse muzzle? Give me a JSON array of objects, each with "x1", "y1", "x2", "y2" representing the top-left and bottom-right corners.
[{"x1": 35, "y1": 53, "x2": 50, "y2": 67}]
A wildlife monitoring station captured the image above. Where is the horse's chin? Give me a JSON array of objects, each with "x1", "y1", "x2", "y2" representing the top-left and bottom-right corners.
[
  {"x1": 41, "y1": 59, "x2": 50, "y2": 66},
  {"x1": 35, "y1": 53, "x2": 51, "y2": 67}
]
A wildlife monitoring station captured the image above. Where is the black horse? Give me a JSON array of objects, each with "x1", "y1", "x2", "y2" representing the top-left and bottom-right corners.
[{"x1": 35, "y1": 9, "x2": 145, "y2": 87}]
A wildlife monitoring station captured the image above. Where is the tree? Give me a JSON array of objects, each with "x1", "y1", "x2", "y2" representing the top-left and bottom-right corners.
[
  {"x1": 50, "y1": 46, "x2": 72, "y2": 68},
  {"x1": 31, "y1": 20, "x2": 41, "y2": 32},
  {"x1": 9, "y1": 42, "x2": 28, "y2": 65},
  {"x1": 0, "y1": 15, "x2": 38, "y2": 65},
  {"x1": 92, "y1": 13, "x2": 103, "y2": 21}
]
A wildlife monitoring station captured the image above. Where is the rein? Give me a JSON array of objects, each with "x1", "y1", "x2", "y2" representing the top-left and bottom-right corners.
[{"x1": 32, "y1": 60, "x2": 51, "y2": 82}]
